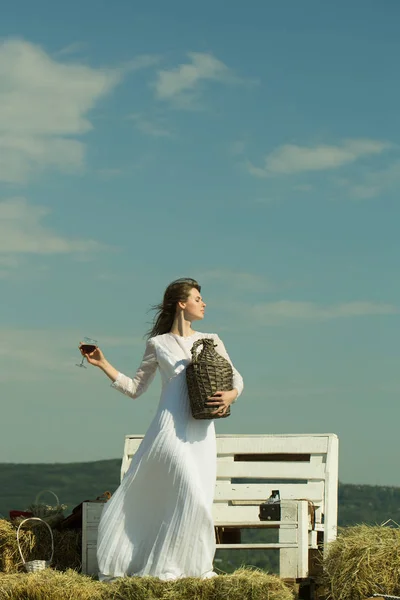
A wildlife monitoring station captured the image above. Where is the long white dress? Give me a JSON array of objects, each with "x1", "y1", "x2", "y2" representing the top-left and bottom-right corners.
[{"x1": 97, "y1": 331, "x2": 244, "y2": 581}]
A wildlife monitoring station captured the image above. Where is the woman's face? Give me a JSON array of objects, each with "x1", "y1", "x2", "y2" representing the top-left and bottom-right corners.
[{"x1": 181, "y1": 287, "x2": 206, "y2": 321}]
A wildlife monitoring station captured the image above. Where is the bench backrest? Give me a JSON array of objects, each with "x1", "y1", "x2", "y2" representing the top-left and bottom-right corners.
[{"x1": 121, "y1": 433, "x2": 339, "y2": 544}]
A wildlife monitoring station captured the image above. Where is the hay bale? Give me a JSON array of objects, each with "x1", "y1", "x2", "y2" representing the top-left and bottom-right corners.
[
  {"x1": 323, "y1": 524, "x2": 400, "y2": 600},
  {"x1": 0, "y1": 568, "x2": 294, "y2": 600},
  {"x1": 110, "y1": 568, "x2": 294, "y2": 600},
  {"x1": 0, "y1": 569, "x2": 104, "y2": 600},
  {"x1": 0, "y1": 519, "x2": 81, "y2": 573}
]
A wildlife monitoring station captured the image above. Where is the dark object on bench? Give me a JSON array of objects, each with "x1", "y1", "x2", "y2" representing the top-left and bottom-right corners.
[{"x1": 259, "y1": 490, "x2": 281, "y2": 521}]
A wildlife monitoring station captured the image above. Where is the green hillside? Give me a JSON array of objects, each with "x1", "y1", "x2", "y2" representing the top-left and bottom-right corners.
[
  {"x1": 0, "y1": 459, "x2": 121, "y2": 519},
  {"x1": 1, "y1": 459, "x2": 398, "y2": 527}
]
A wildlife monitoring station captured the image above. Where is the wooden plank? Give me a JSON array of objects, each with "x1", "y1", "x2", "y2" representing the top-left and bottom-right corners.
[
  {"x1": 216, "y1": 543, "x2": 299, "y2": 549},
  {"x1": 85, "y1": 526, "x2": 99, "y2": 545},
  {"x1": 216, "y1": 435, "x2": 332, "y2": 455},
  {"x1": 86, "y1": 544, "x2": 98, "y2": 577},
  {"x1": 214, "y1": 481, "x2": 324, "y2": 502},
  {"x1": 213, "y1": 521, "x2": 298, "y2": 528},
  {"x1": 309, "y1": 530, "x2": 318, "y2": 548},
  {"x1": 121, "y1": 436, "x2": 144, "y2": 480},
  {"x1": 279, "y1": 502, "x2": 298, "y2": 579},
  {"x1": 212, "y1": 503, "x2": 306, "y2": 524},
  {"x1": 82, "y1": 503, "x2": 104, "y2": 575},
  {"x1": 216, "y1": 461, "x2": 325, "y2": 479},
  {"x1": 85, "y1": 503, "x2": 105, "y2": 524},
  {"x1": 297, "y1": 501, "x2": 309, "y2": 578},
  {"x1": 324, "y1": 434, "x2": 339, "y2": 549}
]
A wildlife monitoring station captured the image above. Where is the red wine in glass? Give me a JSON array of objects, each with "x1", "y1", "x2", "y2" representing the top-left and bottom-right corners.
[
  {"x1": 76, "y1": 337, "x2": 98, "y2": 368},
  {"x1": 80, "y1": 344, "x2": 97, "y2": 354}
]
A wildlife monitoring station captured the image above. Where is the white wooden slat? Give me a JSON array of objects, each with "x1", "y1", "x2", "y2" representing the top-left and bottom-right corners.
[
  {"x1": 217, "y1": 461, "x2": 325, "y2": 480},
  {"x1": 85, "y1": 544, "x2": 98, "y2": 576},
  {"x1": 297, "y1": 501, "x2": 309, "y2": 578},
  {"x1": 81, "y1": 542, "x2": 88, "y2": 574},
  {"x1": 216, "y1": 434, "x2": 332, "y2": 455},
  {"x1": 84, "y1": 503, "x2": 104, "y2": 524},
  {"x1": 309, "y1": 530, "x2": 318, "y2": 548},
  {"x1": 213, "y1": 505, "x2": 260, "y2": 523},
  {"x1": 214, "y1": 481, "x2": 324, "y2": 502},
  {"x1": 85, "y1": 526, "x2": 99, "y2": 545},
  {"x1": 279, "y1": 502, "x2": 298, "y2": 579},
  {"x1": 309, "y1": 454, "x2": 325, "y2": 467},
  {"x1": 324, "y1": 434, "x2": 339, "y2": 549},
  {"x1": 212, "y1": 503, "x2": 305, "y2": 524},
  {"x1": 124, "y1": 436, "x2": 144, "y2": 454},
  {"x1": 214, "y1": 521, "x2": 298, "y2": 528},
  {"x1": 216, "y1": 543, "x2": 298, "y2": 549},
  {"x1": 82, "y1": 503, "x2": 103, "y2": 575},
  {"x1": 121, "y1": 436, "x2": 145, "y2": 480}
]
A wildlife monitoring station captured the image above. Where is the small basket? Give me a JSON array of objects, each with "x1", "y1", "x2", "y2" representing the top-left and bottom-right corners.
[
  {"x1": 26, "y1": 490, "x2": 66, "y2": 527},
  {"x1": 16, "y1": 517, "x2": 54, "y2": 572},
  {"x1": 186, "y1": 338, "x2": 233, "y2": 420}
]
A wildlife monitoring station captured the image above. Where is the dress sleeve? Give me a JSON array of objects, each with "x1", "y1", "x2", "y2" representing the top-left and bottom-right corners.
[
  {"x1": 110, "y1": 339, "x2": 158, "y2": 399},
  {"x1": 213, "y1": 334, "x2": 244, "y2": 402}
]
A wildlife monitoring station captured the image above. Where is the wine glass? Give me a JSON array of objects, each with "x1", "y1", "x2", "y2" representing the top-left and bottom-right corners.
[{"x1": 76, "y1": 337, "x2": 98, "y2": 368}]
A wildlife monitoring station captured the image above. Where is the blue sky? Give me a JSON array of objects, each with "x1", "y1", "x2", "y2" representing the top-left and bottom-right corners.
[{"x1": 1, "y1": 0, "x2": 400, "y2": 486}]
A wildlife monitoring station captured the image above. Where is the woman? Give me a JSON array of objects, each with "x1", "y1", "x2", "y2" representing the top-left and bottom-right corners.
[{"x1": 80, "y1": 277, "x2": 244, "y2": 581}]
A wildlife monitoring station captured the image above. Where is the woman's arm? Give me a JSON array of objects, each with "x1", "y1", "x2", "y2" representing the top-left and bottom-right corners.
[
  {"x1": 80, "y1": 339, "x2": 158, "y2": 399},
  {"x1": 205, "y1": 334, "x2": 244, "y2": 416},
  {"x1": 213, "y1": 334, "x2": 244, "y2": 401}
]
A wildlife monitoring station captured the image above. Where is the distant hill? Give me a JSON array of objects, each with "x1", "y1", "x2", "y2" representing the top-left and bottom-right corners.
[
  {"x1": 1, "y1": 459, "x2": 399, "y2": 527},
  {"x1": 0, "y1": 459, "x2": 121, "y2": 519}
]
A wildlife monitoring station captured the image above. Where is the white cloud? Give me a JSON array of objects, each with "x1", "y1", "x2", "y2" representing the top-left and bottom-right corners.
[
  {"x1": 247, "y1": 139, "x2": 393, "y2": 177},
  {"x1": 54, "y1": 41, "x2": 87, "y2": 57},
  {"x1": 153, "y1": 52, "x2": 241, "y2": 108},
  {"x1": 252, "y1": 300, "x2": 399, "y2": 324},
  {"x1": 124, "y1": 54, "x2": 161, "y2": 72},
  {"x1": 128, "y1": 113, "x2": 173, "y2": 137},
  {"x1": 0, "y1": 197, "x2": 104, "y2": 260},
  {"x1": 337, "y1": 159, "x2": 400, "y2": 200},
  {"x1": 0, "y1": 39, "x2": 158, "y2": 183}
]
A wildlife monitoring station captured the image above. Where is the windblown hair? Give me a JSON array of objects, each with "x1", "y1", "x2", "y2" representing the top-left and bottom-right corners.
[{"x1": 146, "y1": 278, "x2": 201, "y2": 339}]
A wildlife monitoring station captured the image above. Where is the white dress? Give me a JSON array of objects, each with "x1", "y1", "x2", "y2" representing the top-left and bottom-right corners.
[{"x1": 97, "y1": 331, "x2": 244, "y2": 581}]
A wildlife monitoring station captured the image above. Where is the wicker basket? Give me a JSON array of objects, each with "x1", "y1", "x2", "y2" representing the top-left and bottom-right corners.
[
  {"x1": 26, "y1": 490, "x2": 66, "y2": 528},
  {"x1": 186, "y1": 338, "x2": 233, "y2": 420},
  {"x1": 16, "y1": 517, "x2": 54, "y2": 572}
]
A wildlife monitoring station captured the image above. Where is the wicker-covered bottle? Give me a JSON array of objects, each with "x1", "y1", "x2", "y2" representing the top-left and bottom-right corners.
[{"x1": 186, "y1": 338, "x2": 233, "y2": 419}]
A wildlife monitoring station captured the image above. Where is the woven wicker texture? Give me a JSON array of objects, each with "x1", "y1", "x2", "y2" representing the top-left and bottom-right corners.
[{"x1": 186, "y1": 338, "x2": 233, "y2": 420}]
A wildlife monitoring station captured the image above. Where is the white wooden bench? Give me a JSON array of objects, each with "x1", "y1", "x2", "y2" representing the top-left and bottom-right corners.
[{"x1": 82, "y1": 433, "x2": 338, "y2": 579}]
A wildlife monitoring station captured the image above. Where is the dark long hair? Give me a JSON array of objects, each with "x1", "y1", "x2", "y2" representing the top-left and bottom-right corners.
[{"x1": 146, "y1": 278, "x2": 201, "y2": 339}]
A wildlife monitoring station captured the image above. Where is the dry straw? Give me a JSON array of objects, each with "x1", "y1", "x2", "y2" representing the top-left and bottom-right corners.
[
  {"x1": 0, "y1": 568, "x2": 294, "y2": 600},
  {"x1": 0, "y1": 518, "x2": 81, "y2": 574},
  {"x1": 322, "y1": 524, "x2": 400, "y2": 600},
  {"x1": 0, "y1": 569, "x2": 105, "y2": 600}
]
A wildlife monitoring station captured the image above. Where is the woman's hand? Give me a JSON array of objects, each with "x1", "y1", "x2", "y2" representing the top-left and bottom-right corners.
[
  {"x1": 78, "y1": 344, "x2": 106, "y2": 368},
  {"x1": 206, "y1": 389, "x2": 238, "y2": 416}
]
